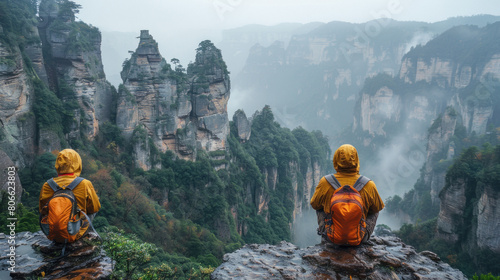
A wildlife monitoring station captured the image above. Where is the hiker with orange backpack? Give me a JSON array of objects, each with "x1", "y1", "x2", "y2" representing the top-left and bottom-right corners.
[
  {"x1": 39, "y1": 149, "x2": 101, "y2": 246},
  {"x1": 311, "y1": 144, "x2": 384, "y2": 246}
]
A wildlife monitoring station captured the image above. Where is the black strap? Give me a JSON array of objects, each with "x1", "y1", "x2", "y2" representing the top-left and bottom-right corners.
[
  {"x1": 352, "y1": 175, "x2": 371, "y2": 192},
  {"x1": 324, "y1": 174, "x2": 370, "y2": 192},
  {"x1": 46, "y1": 177, "x2": 85, "y2": 191},
  {"x1": 324, "y1": 174, "x2": 341, "y2": 190},
  {"x1": 47, "y1": 178, "x2": 60, "y2": 192},
  {"x1": 66, "y1": 177, "x2": 84, "y2": 190}
]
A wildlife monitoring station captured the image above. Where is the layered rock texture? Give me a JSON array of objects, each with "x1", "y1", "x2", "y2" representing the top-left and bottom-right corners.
[
  {"x1": 0, "y1": 231, "x2": 112, "y2": 280},
  {"x1": 212, "y1": 236, "x2": 466, "y2": 279},
  {"x1": 356, "y1": 23, "x2": 500, "y2": 138},
  {"x1": 117, "y1": 31, "x2": 230, "y2": 168},
  {"x1": 38, "y1": 0, "x2": 113, "y2": 142},
  {"x1": 437, "y1": 146, "x2": 500, "y2": 255},
  {"x1": 0, "y1": 25, "x2": 37, "y2": 167},
  {"x1": 0, "y1": 0, "x2": 114, "y2": 167}
]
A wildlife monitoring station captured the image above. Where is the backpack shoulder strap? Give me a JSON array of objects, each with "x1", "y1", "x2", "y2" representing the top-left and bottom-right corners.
[
  {"x1": 324, "y1": 174, "x2": 341, "y2": 190},
  {"x1": 353, "y1": 175, "x2": 371, "y2": 192},
  {"x1": 47, "y1": 178, "x2": 60, "y2": 192},
  {"x1": 66, "y1": 177, "x2": 85, "y2": 190}
]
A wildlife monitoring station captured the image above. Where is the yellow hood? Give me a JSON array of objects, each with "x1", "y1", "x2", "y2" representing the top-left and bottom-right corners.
[
  {"x1": 55, "y1": 149, "x2": 82, "y2": 176},
  {"x1": 333, "y1": 144, "x2": 360, "y2": 174}
]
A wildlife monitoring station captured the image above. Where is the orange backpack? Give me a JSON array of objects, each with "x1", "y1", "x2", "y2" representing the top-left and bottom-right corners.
[
  {"x1": 324, "y1": 175, "x2": 370, "y2": 246},
  {"x1": 39, "y1": 177, "x2": 90, "y2": 244}
]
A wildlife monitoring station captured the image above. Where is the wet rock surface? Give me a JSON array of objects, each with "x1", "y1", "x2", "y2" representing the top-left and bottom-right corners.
[
  {"x1": 211, "y1": 236, "x2": 466, "y2": 280},
  {"x1": 0, "y1": 231, "x2": 112, "y2": 280}
]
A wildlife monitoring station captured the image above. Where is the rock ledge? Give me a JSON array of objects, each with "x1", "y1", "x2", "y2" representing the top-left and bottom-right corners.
[{"x1": 211, "y1": 236, "x2": 466, "y2": 279}]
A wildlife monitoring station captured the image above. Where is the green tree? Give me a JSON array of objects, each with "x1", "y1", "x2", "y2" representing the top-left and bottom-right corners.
[{"x1": 102, "y1": 228, "x2": 157, "y2": 279}]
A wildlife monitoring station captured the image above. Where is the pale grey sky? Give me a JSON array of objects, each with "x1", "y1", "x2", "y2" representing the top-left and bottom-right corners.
[
  {"x1": 74, "y1": 0, "x2": 500, "y2": 89},
  {"x1": 77, "y1": 0, "x2": 500, "y2": 32}
]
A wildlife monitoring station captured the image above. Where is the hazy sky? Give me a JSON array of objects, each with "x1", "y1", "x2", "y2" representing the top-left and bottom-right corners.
[
  {"x1": 77, "y1": 0, "x2": 500, "y2": 32},
  {"x1": 75, "y1": 0, "x2": 500, "y2": 66},
  {"x1": 74, "y1": 0, "x2": 500, "y2": 91}
]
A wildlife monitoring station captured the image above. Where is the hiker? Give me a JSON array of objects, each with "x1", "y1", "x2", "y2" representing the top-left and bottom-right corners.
[
  {"x1": 39, "y1": 149, "x2": 101, "y2": 243},
  {"x1": 311, "y1": 144, "x2": 384, "y2": 246}
]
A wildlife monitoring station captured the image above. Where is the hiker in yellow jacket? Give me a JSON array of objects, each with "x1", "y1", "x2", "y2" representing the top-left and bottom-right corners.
[
  {"x1": 311, "y1": 144, "x2": 384, "y2": 244},
  {"x1": 39, "y1": 149, "x2": 101, "y2": 242}
]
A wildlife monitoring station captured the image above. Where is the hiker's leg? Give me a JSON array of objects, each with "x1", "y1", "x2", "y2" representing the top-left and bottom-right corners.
[
  {"x1": 316, "y1": 210, "x2": 327, "y2": 235},
  {"x1": 362, "y1": 212, "x2": 379, "y2": 243},
  {"x1": 316, "y1": 210, "x2": 330, "y2": 244}
]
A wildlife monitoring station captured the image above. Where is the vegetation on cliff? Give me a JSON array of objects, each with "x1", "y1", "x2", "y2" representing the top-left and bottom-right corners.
[{"x1": 391, "y1": 144, "x2": 500, "y2": 277}]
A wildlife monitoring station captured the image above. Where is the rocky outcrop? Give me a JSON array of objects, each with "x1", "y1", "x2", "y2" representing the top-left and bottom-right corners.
[
  {"x1": 438, "y1": 181, "x2": 500, "y2": 254},
  {"x1": 0, "y1": 231, "x2": 112, "y2": 280},
  {"x1": 233, "y1": 110, "x2": 251, "y2": 141},
  {"x1": 475, "y1": 185, "x2": 500, "y2": 252},
  {"x1": 424, "y1": 108, "x2": 458, "y2": 203},
  {"x1": 436, "y1": 178, "x2": 467, "y2": 244},
  {"x1": 211, "y1": 236, "x2": 466, "y2": 279},
  {"x1": 117, "y1": 31, "x2": 230, "y2": 168},
  {"x1": 38, "y1": 0, "x2": 113, "y2": 141},
  {"x1": 357, "y1": 86, "x2": 402, "y2": 137}
]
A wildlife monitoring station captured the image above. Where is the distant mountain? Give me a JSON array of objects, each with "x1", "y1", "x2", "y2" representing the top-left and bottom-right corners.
[
  {"x1": 217, "y1": 22, "x2": 324, "y2": 74},
  {"x1": 232, "y1": 15, "x2": 500, "y2": 136}
]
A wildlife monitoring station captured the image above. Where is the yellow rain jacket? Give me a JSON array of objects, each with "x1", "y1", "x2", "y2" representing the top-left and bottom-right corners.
[
  {"x1": 310, "y1": 144, "x2": 384, "y2": 219},
  {"x1": 39, "y1": 149, "x2": 101, "y2": 215}
]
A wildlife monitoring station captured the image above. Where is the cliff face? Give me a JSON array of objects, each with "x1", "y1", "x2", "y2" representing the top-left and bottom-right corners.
[
  {"x1": 212, "y1": 236, "x2": 467, "y2": 279},
  {"x1": 0, "y1": 30, "x2": 37, "y2": 167},
  {"x1": 437, "y1": 145, "x2": 500, "y2": 255},
  {"x1": 438, "y1": 181, "x2": 500, "y2": 254},
  {"x1": 0, "y1": 0, "x2": 115, "y2": 166},
  {"x1": 436, "y1": 178, "x2": 467, "y2": 244},
  {"x1": 38, "y1": 0, "x2": 113, "y2": 142},
  {"x1": 117, "y1": 31, "x2": 230, "y2": 169}
]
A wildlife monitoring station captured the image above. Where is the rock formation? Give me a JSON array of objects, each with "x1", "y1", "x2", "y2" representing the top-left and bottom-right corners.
[
  {"x1": 38, "y1": 0, "x2": 113, "y2": 142},
  {"x1": 423, "y1": 108, "x2": 458, "y2": 203},
  {"x1": 0, "y1": 27, "x2": 37, "y2": 167},
  {"x1": 117, "y1": 31, "x2": 230, "y2": 169},
  {"x1": 0, "y1": 0, "x2": 115, "y2": 166},
  {"x1": 0, "y1": 231, "x2": 112, "y2": 280},
  {"x1": 211, "y1": 235, "x2": 466, "y2": 279},
  {"x1": 438, "y1": 178, "x2": 500, "y2": 254},
  {"x1": 233, "y1": 110, "x2": 251, "y2": 141}
]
